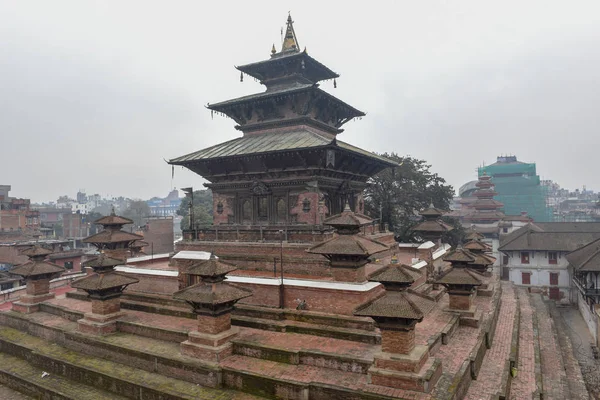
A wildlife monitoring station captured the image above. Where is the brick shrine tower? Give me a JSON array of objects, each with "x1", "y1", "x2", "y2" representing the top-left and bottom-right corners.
[
  {"x1": 437, "y1": 247, "x2": 483, "y2": 319},
  {"x1": 169, "y1": 14, "x2": 397, "y2": 276},
  {"x1": 354, "y1": 264, "x2": 440, "y2": 392},
  {"x1": 11, "y1": 245, "x2": 65, "y2": 313},
  {"x1": 82, "y1": 209, "x2": 143, "y2": 261},
  {"x1": 174, "y1": 253, "x2": 252, "y2": 362},
  {"x1": 307, "y1": 205, "x2": 388, "y2": 282},
  {"x1": 412, "y1": 203, "x2": 453, "y2": 244},
  {"x1": 71, "y1": 255, "x2": 139, "y2": 335}
]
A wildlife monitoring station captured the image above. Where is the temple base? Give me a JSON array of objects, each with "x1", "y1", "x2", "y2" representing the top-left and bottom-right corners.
[
  {"x1": 368, "y1": 357, "x2": 441, "y2": 392},
  {"x1": 373, "y1": 345, "x2": 429, "y2": 373},
  {"x1": 181, "y1": 327, "x2": 239, "y2": 363},
  {"x1": 77, "y1": 311, "x2": 126, "y2": 335},
  {"x1": 12, "y1": 293, "x2": 56, "y2": 314}
]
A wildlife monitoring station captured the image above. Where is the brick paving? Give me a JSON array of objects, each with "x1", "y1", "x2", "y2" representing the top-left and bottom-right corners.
[
  {"x1": 510, "y1": 288, "x2": 538, "y2": 399},
  {"x1": 414, "y1": 294, "x2": 453, "y2": 346},
  {"x1": 549, "y1": 303, "x2": 589, "y2": 399},
  {"x1": 464, "y1": 282, "x2": 517, "y2": 400},
  {"x1": 531, "y1": 294, "x2": 569, "y2": 399}
]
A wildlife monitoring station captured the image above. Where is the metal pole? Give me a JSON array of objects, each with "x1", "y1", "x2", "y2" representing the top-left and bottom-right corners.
[{"x1": 279, "y1": 229, "x2": 284, "y2": 309}]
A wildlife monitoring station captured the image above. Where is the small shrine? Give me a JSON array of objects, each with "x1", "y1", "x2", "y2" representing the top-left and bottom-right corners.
[
  {"x1": 437, "y1": 247, "x2": 483, "y2": 324},
  {"x1": 411, "y1": 203, "x2": 453, "y2": 243},
  {"x1": 11, "y1": 245, "x2": 64, "y2": 313},
  {"x1": 82, "y1": 209, "x2": 143, "y2": 261},
  {"x1": 355, "y1": 264, "x2": 440, "y2": 392},
  {"x1": 308, "y1": 205, "x2": 388, "y2": 282},
  {"x1": 71, "y1": 255, "x2": 139, "y2": 335},
  {"x1": 174, "y1": 253, "x2": 252, "y2": 362}
]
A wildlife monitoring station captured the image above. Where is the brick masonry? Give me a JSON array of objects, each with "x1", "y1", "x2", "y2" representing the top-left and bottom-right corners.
[
  {"x1": 197, "y1": 313, "x2": 231, "y2": 335},
  {"x1": 381, "y1": 328, "x2": 415, "y2": 355}
]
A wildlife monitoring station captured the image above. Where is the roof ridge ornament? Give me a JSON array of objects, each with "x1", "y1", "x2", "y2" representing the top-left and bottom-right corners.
[{"x1": 281, "y1": 13, "x2": 299, "y2": 53}]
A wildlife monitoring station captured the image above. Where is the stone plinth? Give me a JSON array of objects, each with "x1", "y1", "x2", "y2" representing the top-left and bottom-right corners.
[
  {"x1": 448, "y1": 290, "x2": 474, "y2": 311},
  {"x1": 78, "y1": 310, "x2": 125, "y2": 335},
  {"x1": 181, "y1": 324, "x2": 240, "y2": 363},
  {"x1": 381, "y1": 327, "x2": 416, "y2": 355}
]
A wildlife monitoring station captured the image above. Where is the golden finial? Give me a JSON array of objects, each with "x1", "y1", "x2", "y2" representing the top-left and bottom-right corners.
[
  {"x1": 271, "y1": 43, "x2": 276, "y2": 54},
  {"x1": 281, "y1": 13, "x2": 299, "y2": 52}
]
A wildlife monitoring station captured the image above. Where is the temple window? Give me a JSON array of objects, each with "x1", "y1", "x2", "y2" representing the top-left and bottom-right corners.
[
  {"x1": 258, "y1": 197, "x2": 268, "y2": 220},
  {"x1": 276, "y1": 199, "x2": 287, "y2": 222},
  {"x1": 216, "y1": 202, "x2": 224, "y2": 215},
  {"x1": 242, "y1": 200, "x2": 251, "y2": 222}
]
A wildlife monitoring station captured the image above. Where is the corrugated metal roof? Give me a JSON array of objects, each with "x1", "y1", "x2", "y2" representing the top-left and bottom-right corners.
[{"x1": 169, "y1": 130, "x2": 398, "y2": 166}]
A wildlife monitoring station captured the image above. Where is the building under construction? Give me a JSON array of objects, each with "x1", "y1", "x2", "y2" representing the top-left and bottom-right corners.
[{"x1": 479, "y1": 156, "x2": 553, "y2": 222}]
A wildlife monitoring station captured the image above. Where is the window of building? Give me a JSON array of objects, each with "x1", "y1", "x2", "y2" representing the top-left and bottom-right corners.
[
  {"x1": 521, "y1": 252, "x2": 530, "y2": 264},
  {"x1": 0, "y1": 283, "x2": 13, "y2": 291},
  {"x1": 522, "y1": 272, "x2": 531, "y2": 285},
  {"x1": 503, "y1": 227, "x2": 509, "y2": 233},
  {"x1": 258, "y1": 197, "x2": 268, "y2": 220},
  {"x1": 502, "y1": 255, "x2": 509, "y2": 265},
  {"x1": 549, "y1": 272, "x2": 559, "y2": 286},
  {"x1": 276, "y1": 199, "x2": 287, "y2": 222},
  {"x1": 64, "y1": 261, "x2": 73, "y2": 270},
  {"x1": 548, "y1": 252, "x2": 558, "y2": 265},
  {"x1": 242, "y1": 200, "x2": 251, "y2": 222}
]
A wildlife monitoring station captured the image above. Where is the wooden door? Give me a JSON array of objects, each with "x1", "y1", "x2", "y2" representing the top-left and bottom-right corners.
[{"x1": 549, "y1": 287, "x2": 560, "y2": 300}]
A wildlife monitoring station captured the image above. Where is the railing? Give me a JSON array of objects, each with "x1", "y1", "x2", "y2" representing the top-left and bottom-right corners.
[{"x1": 573, "y1": 276, "x2": 600, "y2": 296}]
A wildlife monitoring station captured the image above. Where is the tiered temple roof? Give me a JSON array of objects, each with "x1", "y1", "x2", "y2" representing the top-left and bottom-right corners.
[
  {"x1": 412, "y1": 203, "x2": 453, "y2": 241},
  {"x1": 10, "y1": 245, "x2": 64, "y2": 278}
]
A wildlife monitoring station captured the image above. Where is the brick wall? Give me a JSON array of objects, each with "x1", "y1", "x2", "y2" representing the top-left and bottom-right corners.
[
  {"x1": 381, "y1": 328, "x2": 415, "y2": 354},
  {"x1": 91, "y1": 297, "x2": 120, "y2": 315},
  {"x1": 124, "y1": 273, "x2": 179, "y2": 295},
  {"x1": 449, "y1": 292, "x2": 473, "y2": 310},
  {"x1": 142, "y1": 218, "x2": 174, "y2": 255},
  {"x1": 26, "y1": 279, "x2": 50, "y2": 296},
  {"x1": 290, "y1": 191, "x2": 321, "y2": 225},
  {"x1": 235, "y1": 281, "x2": 385, "y2": 315},
  {"x1": 197, "y1": 313, "x2": 231, "y2": 335}
]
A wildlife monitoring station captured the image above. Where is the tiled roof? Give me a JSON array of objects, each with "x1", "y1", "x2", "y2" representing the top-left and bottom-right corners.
[
  {"x1": 442, "y1": 247, "x2": 476, "y2": 263},
  {"x1": 185, "y1": 254, "x2": 238, "y2": 277},
  {"x1": 71, "y1": 272, "x2": 139, "y2": 291},
  {"x1": 21, "y1": 246, "x2": 52, "y2": 258},
  {"x1": 354, "y1": 291, "x2": 433, "y2": 320},
  {"x1": 83, "y1": 255, "x2": 123, "y2": 269},
  {"x1": 368, "y1": 264, "x2": 422, "y2": 285},
  {"x1": 308, "y1": 234, "x2": 388, "y2": 257},
  {"x1": 436, "y1": 268, "x2": 482, "y2": 286},
  {"x1": 499, "y1": 223, "x2": 600, "y2": 251},
  {"x1": 173, "y1": 282, "x2": 252, "y2": 305},
  {"x1": 323, "y1": 207, "x2": 373, "y2": 228},
  {"x1": 412, "y1": 219, "x2": 454, "y2": 233},
  {"x1": 465, "y1": 231, "x2": 485, "y2": 241},
  {"x1": 83, "y1": 230, "x2": 143, "y2": 244},
  {"x1": 10, "y1": 260, "x2": 64, "y2": 278},
  {"x1": 463, "y1": 240, "x2": 491, "y2": 251},
  {"x1": 419, "y1": 205, "x2": 445, "y2": 217},
  {"x1": 566, "y1": 238, "x2": 600, "y2": 272},
  {"x1": 94, "y1": 214, "x2": 133, "y2": 226}
]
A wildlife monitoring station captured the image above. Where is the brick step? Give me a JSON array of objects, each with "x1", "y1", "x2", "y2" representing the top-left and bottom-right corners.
[
  {"x1": 231, "y1": 328, "x2": 374, "y2": 374},
  {"x1": 220, "y1": 354, "x2": 407, "y2": 400},
  {"x1": 0, "y1": 326, "x2": 253, "y2": 400},
  {"x1": 234, "y1": 303, "x2": 377, "y2": 331},
  {"x1": 0, "y1": 311, "x2": 223, "y2": 388},
  {"x1": 232, "y1": 315, "x2": 381, "y2": 344},
  {"x1": 0, "y1": 352, "x2": 129, "y2": 400}
]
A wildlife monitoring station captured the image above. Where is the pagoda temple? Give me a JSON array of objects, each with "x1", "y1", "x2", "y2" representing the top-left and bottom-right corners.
[
  {"x1": 462, "y1": 173, "x2": 505, "y2": 236},
  {"x1": 82, "y1": 209, "x2": 143, "y2": 261},
  {"x1": 169, "y1": 15, "x2": 397, "y2": 241}
]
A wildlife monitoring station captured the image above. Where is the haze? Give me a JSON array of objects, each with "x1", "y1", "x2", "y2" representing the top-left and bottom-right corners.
[{"x1": 2, "y1": 0, "x2": 599, "y2": 202}]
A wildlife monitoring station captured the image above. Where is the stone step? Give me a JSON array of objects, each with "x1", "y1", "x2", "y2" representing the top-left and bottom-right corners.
[
  {"x1": 0, "y1": 326, "x2": 251, "y2": 400},
  {"x1": 232, "y1": 315, "x2": 381, "y2": 344},
  {"x1": 0, "y1": 352, "x2": 129, "y2": 400}
]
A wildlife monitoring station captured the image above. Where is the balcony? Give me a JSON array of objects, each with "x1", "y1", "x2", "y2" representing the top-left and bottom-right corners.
[{"x1": 573, "y1": 275, "x2": 600, "y2": 297}]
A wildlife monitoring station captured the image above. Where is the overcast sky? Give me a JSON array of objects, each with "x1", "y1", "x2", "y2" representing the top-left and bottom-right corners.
[{"x1": 2, "y1": 1, "x2": 599, "y2": 203}]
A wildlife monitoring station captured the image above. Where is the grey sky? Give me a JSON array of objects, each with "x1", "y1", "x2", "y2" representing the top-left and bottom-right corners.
[{"x1": 2, "y1": 1, "x2": 599, "y2": 203}]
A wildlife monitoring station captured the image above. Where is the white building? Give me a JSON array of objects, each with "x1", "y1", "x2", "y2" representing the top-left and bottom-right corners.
[{"x1": 499, "y1": 222, "x2": 600, "y2": 301}]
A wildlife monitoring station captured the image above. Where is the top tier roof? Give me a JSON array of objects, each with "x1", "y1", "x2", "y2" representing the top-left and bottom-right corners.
[
  {"x1": 442, "y1": 246, "x2": 477, "y2": 263},
  {"x1": 185, "y1": 253, "x2": 238, "y2": 278},
  {"x1": 419, "y1": 204, "x2": 446, "y2": 218},
  {"x1": 368, "y1": 264, "x2": 422, "y2": 285},
  {"x1": 94, "y1": 209, "x2": 133, "y2": 227},
  {"x1": 21, "y1": 245, "x2": 52, "y2": 259},
  {"x1": 236, "y1": 14, "x2": 338, "y2": 85},
  {"x1": 322, "y1": 204, "x2": 373, "y2": 230}
]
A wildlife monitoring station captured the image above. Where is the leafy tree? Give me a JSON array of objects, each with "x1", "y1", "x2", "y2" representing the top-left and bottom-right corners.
[
  {"x1": 364, "y1": 153, "x2": 456, "y2": 242},
  {"x1": 178, "y1": 190, "x2": 213, "y2": 230},
  {"x1": 440, "y1": 216, "x2": 466, "y2": 247},
  {"x1": 122, "y1": 200, "x2": 150, "y2": 228}
]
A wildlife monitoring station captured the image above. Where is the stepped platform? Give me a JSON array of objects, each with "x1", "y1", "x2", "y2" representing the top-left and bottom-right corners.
[{"x1": 1, "y1": 279, "x2": 568, "y2": 399}]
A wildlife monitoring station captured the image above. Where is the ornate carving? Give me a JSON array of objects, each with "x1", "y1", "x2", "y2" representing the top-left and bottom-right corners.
[
  {"x1": 251, "y1": 181, "x2": 271, "y2": 195},
  {"x1": 216, "y1": 202, "x2": 224, "y2": 214}
]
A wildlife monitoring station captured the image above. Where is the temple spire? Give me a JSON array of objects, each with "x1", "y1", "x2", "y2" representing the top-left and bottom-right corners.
[{"x1": 281, "y1": 13, "x2": 299, "y2": 53}]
